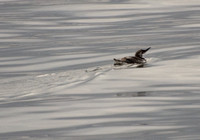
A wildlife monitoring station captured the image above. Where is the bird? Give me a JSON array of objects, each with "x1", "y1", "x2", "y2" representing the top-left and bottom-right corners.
[{"x1": 113, "y1": 47, "x2": 151, "y2": 66}]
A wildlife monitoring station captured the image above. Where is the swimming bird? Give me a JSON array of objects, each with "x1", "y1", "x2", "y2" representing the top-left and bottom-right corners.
[{"x1": 113, "y1": 47, "x2": 151, "y2": 66}]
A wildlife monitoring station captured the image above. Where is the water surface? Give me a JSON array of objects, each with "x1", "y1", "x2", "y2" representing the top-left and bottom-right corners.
[{"x1": 0, "y1": 0, "x2": 200, "y2": 140}]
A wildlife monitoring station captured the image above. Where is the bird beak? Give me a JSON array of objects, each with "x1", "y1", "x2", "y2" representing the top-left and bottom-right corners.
[{"x1": 142, "y1": 47, "x2": 151, "y2": 54}]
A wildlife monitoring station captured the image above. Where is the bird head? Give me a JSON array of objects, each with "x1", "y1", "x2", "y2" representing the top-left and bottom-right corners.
[{"x1": 135, "y1": 47, "x2": 151, "y2": 58}]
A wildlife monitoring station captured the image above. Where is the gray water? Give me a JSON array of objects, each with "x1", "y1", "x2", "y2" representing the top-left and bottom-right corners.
[{"x1": 0, "y1": 0, "x2": 200, "y2": 140}]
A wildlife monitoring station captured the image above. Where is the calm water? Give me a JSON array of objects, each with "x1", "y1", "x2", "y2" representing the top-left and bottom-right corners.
[{"x1": 0, "y1": 0, "x2": 200, "y2": 140}]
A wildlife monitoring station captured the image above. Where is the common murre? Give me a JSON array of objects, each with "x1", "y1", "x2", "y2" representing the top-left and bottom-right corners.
[{"x1": 113, "y1": 47, "x2": 151, "y2": 66}]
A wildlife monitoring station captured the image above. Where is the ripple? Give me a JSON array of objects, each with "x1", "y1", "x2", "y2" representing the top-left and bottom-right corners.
[{"x1": 1, "y1": 1, "x2": 200, "y2": 139}]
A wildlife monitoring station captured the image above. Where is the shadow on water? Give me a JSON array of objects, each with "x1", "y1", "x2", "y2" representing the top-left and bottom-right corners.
[
  {"x1": 0, "y1": 1, "x2": 200, "y2": 73},
  {"x1": 1, "y1": 90, "x2": 200, "y2": 140},
  {"x1": 1, "y1": 1, "x2": 200, "y2": 140},
  {"x1": 116, "y1": 91, "x2": 148, "y2": 97}
]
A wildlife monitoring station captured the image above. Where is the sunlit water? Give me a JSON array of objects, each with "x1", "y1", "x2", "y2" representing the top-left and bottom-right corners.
[{"x1": 0, "y1": 0, "x2": 200, "y2": 140}]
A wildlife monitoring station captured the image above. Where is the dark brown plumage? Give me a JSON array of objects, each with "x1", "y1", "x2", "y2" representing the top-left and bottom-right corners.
[{"x1": 114, "y1": 47, "x2": 151, "y2": 66}]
